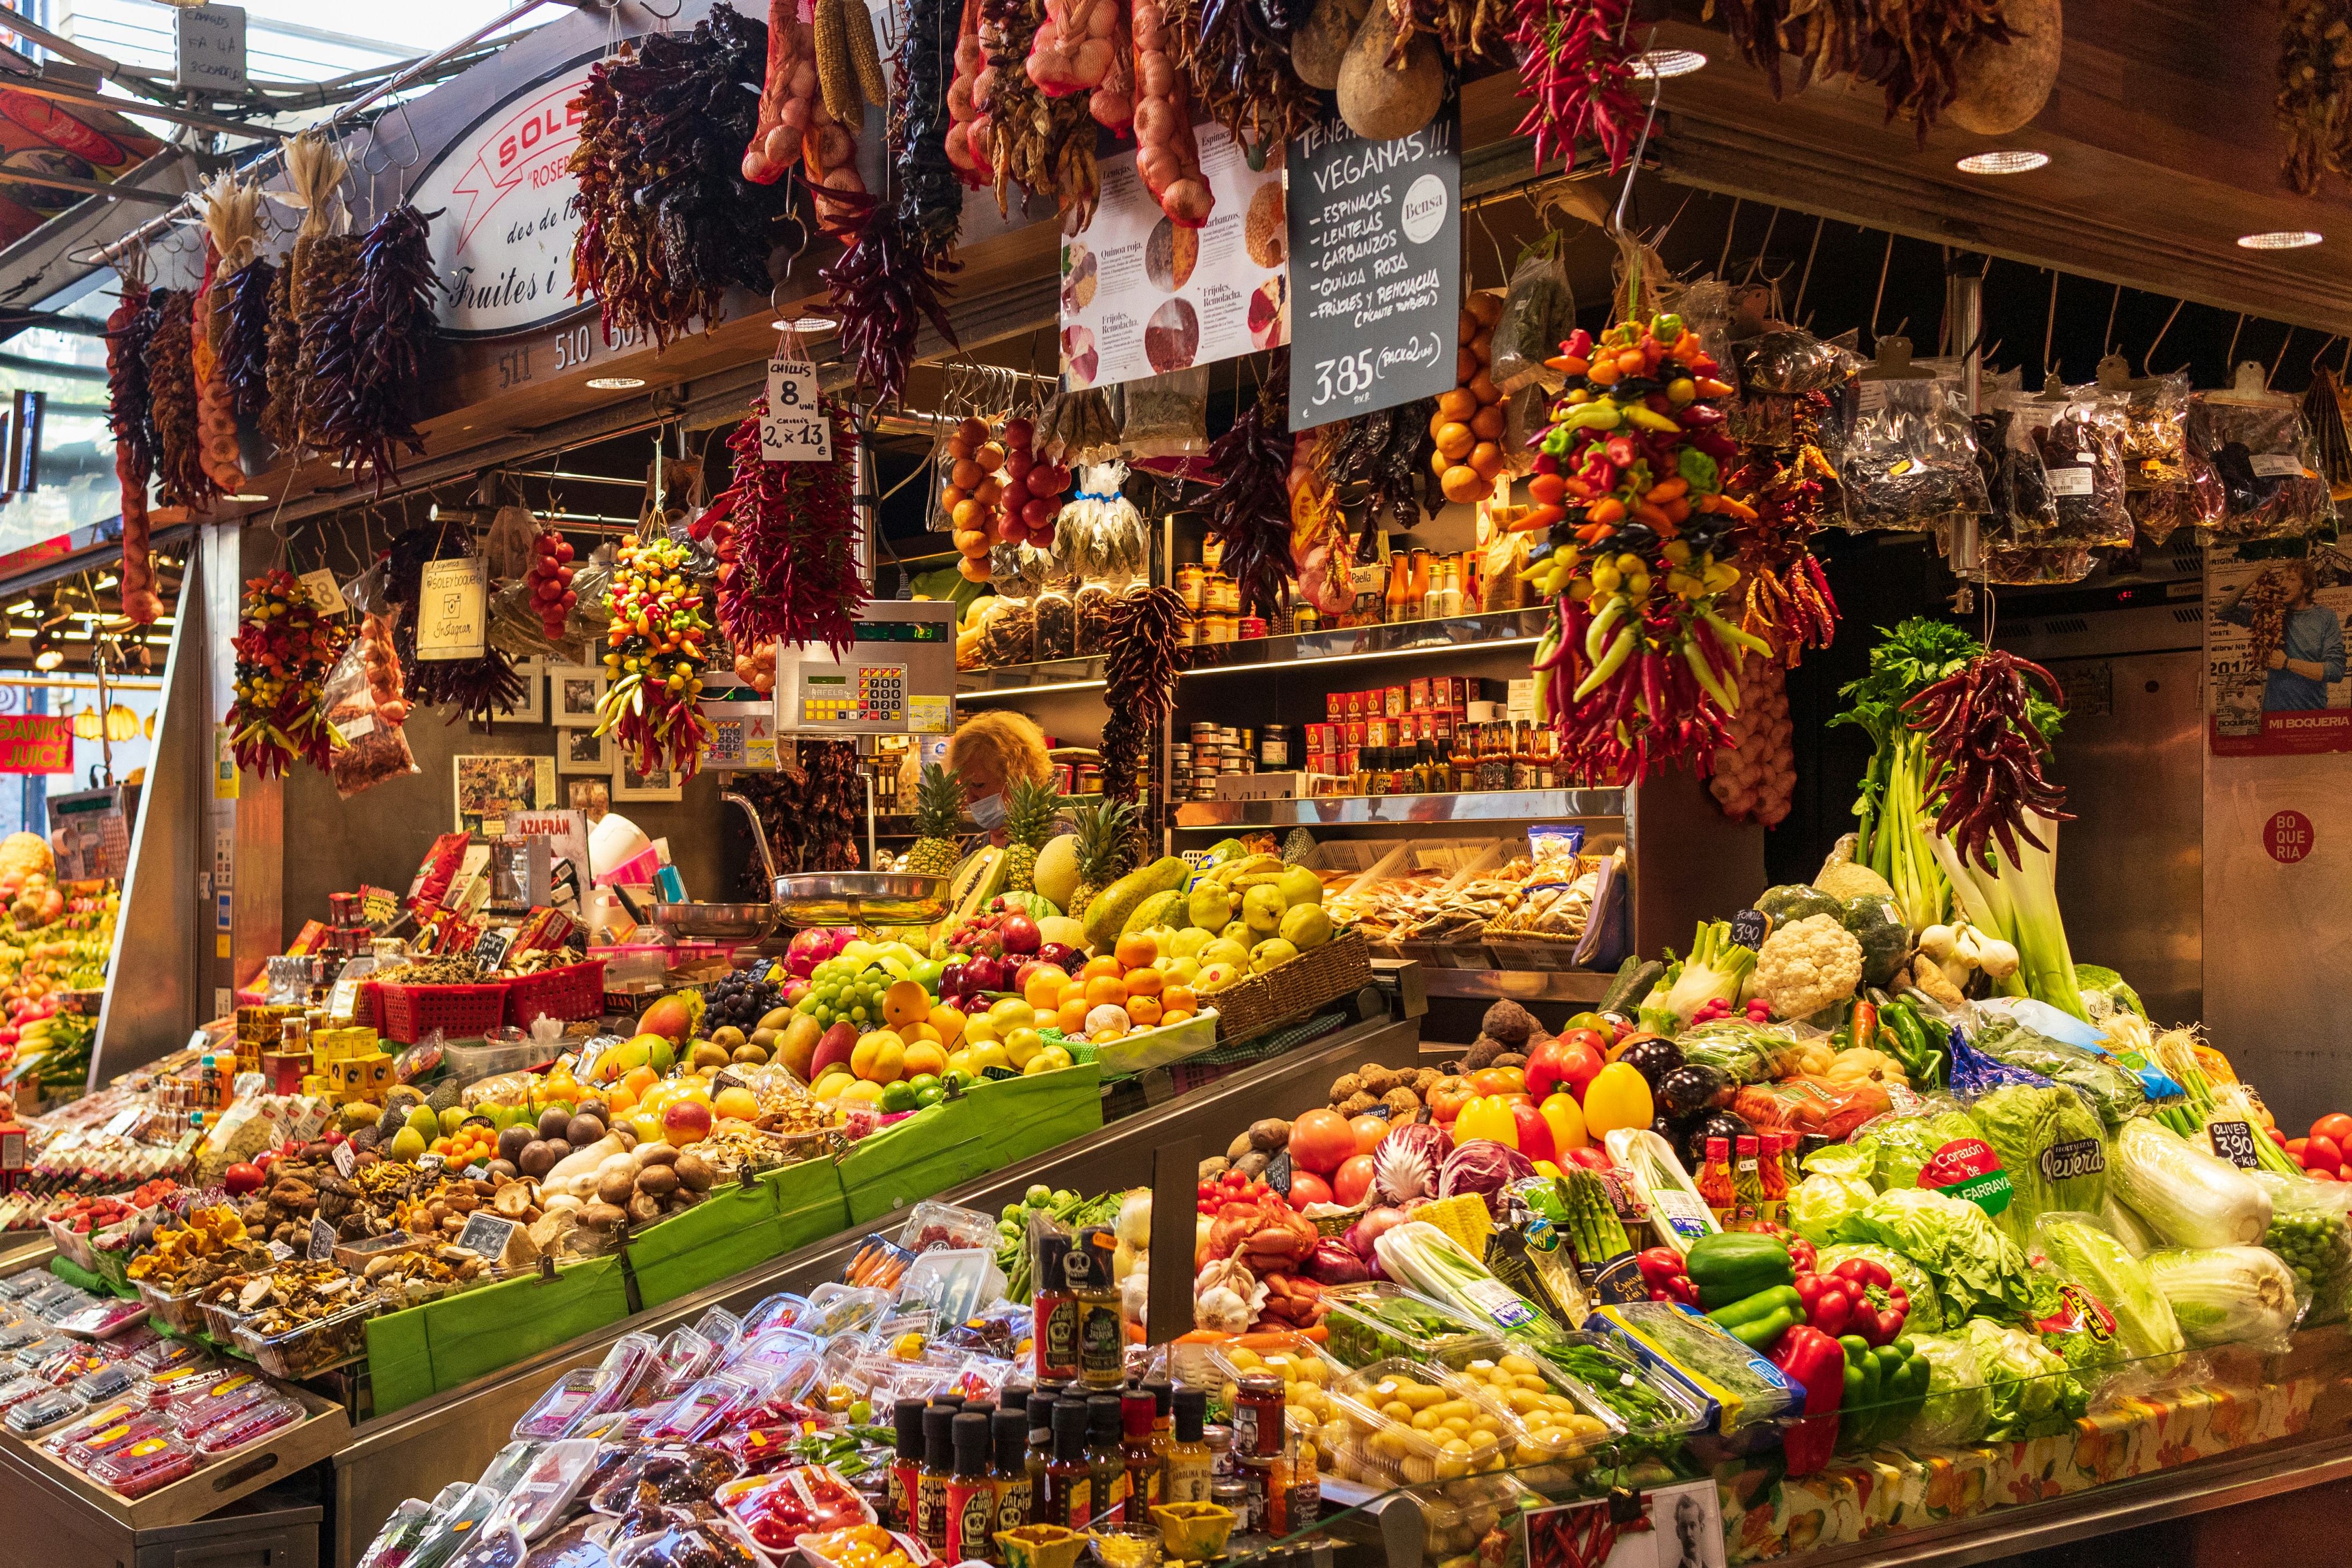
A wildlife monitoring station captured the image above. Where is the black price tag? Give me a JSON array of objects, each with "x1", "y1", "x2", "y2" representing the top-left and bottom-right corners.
[
  {"x1": 1586, "y1": 1252, "x2": 1652, "y2": 1306},
  {"x1": 2207, "y1": 1120, "x2": 2261, "y2": 1169},
  {"x1": 1729, "y1": 909, "x2": 1770, "y2": 949},
  {"x1": 330, "y1": 1140, "x2": 356, "y2": 1179},
  {"x1": 1286, "y1": 108, "x2": 1461, "y2": 432},
  {"x1": 307, "y1": 1216, "x2": 338, "y2": 1261},
  {"x1": 455, "y1": 1211, "x2": 520, "y2": 1260},
  {"x1": 1263, "y1": 1150, "x2": 1293, "y2": 1197}
]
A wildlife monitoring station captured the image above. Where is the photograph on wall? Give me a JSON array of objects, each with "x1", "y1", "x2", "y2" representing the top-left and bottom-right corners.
[
  {"x1": 498, "y1": 658, "x2": 547, "y2": 724},
  {"x1": 2207, "y1": 542, "x2": 2352, "y2": 756},
  {"x1": 613, "y1": 754, "x2": 682, "y2": 803},
  {"x1": 550, "y1": 664, "x2": 608, "y2": 727},
  {"x1": 557, "y1": 726, "x2": 610, "y2": 775},
  {"x1": 568, "y1": 778, "x2": 611, "y2": 820},
  {"x1": 454, "y1": 754, "x2": 557, "y2": 833}
]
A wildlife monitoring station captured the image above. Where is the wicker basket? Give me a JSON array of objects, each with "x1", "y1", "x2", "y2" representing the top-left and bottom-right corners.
[{"x1": 1210, "y1": 931, "x2": 1375, "y2": 1046}]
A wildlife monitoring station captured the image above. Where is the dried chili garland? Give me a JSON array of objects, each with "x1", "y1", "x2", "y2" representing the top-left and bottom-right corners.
[
  {"x1": 1098, "y1": 583, "x2": 1189, "y2": 857},
  {"x1": 385, "y1": 520, "x2": 526, "y2": 719},
  {"x1": 695, "y1": 395, "x2": 868, "y2": 657},
  {"x1": 1725, "y1": 391, "x2": 1841, "y2": 663},
  {"x1": 313, "y1": 204, "x2": 439, "y2": 494},
  {"x1": 1512, "y1": 0, "x2": 1644, "y2": 172},
  {"x1": 821, "y1": 195, "x2": 960, "y2": 409},
  {"x1": 106, "y1": 277, "x2": 164, "y2": 625},
  {"x1": 596, "y1": 532, "x2": 715, "y2": 777},
  {"x1": 894, "y1": 0, "x2": 967, "y2": 253},
  {"x1": 569, "y1": 5, "x2": 806, "y2": 349},
  {"x1": 1901, "y1": 650, "x2": 2071, "y2": 862},
  {"x1": 1200, "y1": 356, "x2": 1296, "y2": 619},
  {"x1": 1334, "y1": 399, "x2": 1441, "y2": 537},
  {"x1": 225, "y1": 570, "x2": 348, "y2": 778},
  {"x1": 1172, "y1": 0, "x2": 1319, "y2": 161},
  {"x1": 144, "y1": 288, "x2": 215, "y2": 513},
  {"x1": 261, "y1": 264, "x2": 302, "y2": 452},
  {"x1": 731, "y1": 746, "x2": 865, "y2": 882},
  {"x1": 2278, "y1": 0, "x2": 2352, "y2": 194},
  {"x1": 222, "y1": 256, "x2": 277, "y2": 421},
  {"x1": 1704, "y1": 0, "x2": 2012, "y2": 143}
]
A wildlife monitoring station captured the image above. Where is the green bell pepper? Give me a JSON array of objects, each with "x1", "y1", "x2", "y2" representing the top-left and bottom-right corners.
[{"x1": 1686, "y1": 1232, "x2": 1796, "y2": 1309}]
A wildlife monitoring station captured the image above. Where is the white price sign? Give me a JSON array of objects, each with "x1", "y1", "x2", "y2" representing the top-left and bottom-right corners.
[{"x1": 760, "y1": 354, "x2": 832, "y2": 462}]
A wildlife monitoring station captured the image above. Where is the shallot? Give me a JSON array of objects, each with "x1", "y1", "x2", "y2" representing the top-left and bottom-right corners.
[{"x1": 1131, "y1": 0, "x2": 1212, "y2": 225}]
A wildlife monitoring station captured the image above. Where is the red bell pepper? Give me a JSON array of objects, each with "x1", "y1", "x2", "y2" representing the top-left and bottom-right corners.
[
  {"x1": 1791, "y1": 1271, "x2": 1851, "y2": 1338},
  {"x1": 1771, "y1": 1324, "x2": 1845, "y2": 1475},
  {"x1": 1569, "y1": 1146, "x2": 1614, "y2": 1173},
  {"x1": 1635, "y1": 1247, "x2": 1698, "y2": 1306},
  {"x1": 1510, "y1": 1100, "x2": 1557, "y2": 1163},
  {"x1": 1828, "y1": 1257, "x2": 1909, "y2": 1346}
]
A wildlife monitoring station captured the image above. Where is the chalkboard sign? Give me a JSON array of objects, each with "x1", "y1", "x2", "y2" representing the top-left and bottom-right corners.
[
  {"x1": 1729, "y1": 909, "x2": 1770, "y2": 950},
  {"x1": 2207, "y1": 1120, "x2": 2261, "y2": 1169},
  {"x1": 456, "y1": 1211, "x2": 521, "y2": 1262},
  {"x1": 1286, "y1": 106, "x2": 1461, "y2": 432},
  {"x1": 307, "y1": 1216, "x2": 338, "y2": 1261}
]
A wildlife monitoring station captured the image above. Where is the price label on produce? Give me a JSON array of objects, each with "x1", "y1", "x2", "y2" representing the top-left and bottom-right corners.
[
  {"x1": 760, "y1": 354, "x2": 832, "y2": 461},
  {"x1": 331, "y1": 1140, "x2": 356, "y2": 1179},
  {"x1": 308, "y1": 1216, "x2": 338, "y2": 1261},
  {"x1": 1729, "y1": 909, "x2": 1770, "y2": 949},
  {"x1": 2208, "y1": 1120, "x2": 2262, "y2": 1169}
]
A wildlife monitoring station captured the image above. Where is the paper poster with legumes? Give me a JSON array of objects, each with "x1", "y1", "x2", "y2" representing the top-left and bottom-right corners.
[
  {"x1": 2206, "y1": 542, "x2": 2352, "y2": 756},
  {"x1": 1059, "y1": 124, "x2": 1289, "y2": 389}
]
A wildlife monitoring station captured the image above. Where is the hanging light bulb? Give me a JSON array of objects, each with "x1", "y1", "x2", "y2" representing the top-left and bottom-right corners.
[{"x1": 143, "y1": 712, "x2": 155, "y2": 740}]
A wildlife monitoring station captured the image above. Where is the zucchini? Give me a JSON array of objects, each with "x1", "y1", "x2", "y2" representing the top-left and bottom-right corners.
[{"x1": 1600, "y1": 956, "x2": 1665, "y2": 1016}]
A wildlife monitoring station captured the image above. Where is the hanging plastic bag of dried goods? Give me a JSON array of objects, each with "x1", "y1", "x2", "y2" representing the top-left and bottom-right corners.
[
  {"x1": 1489, "y1": 235, "x2": 1577, "y2": 397},
  {"x1": 2192, "y1": 364, "x2": 2339, "y2": 542},
  {"x1": 2097, "y1": 366, "x2": 2206, "y2": 547},
  {"x1": 1839, "y1": 373, "x2": 1989, "y2": 533},
  {"x1": 2018, "y1": 388, "x2": 2134, "y2": 548},
  {"x1": 342, "y1": 554, "x2": 393, "y2": 616},
  {"x1": 482, "y1": 500, "x2": 538, "y2": 581},
  {"x1": 1122, "y1": 365, "x2": 1208, "y2": 460},
  {"x1": 1733, "y1": 327, "x2": 1866, "y2": 448},
  {"x1": 321, "y1": 630, "x2": 417, "y2": 799}
]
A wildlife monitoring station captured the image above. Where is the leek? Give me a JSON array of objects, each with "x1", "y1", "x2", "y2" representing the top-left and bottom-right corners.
[{"x1": 1932, "y1": 812, "x2": 2082, "y2": 1020}]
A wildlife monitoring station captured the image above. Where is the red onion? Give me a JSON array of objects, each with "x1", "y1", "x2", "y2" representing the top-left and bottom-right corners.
[
  {"x1": 1306, "y1": 1238, "x2": 1370, "y2": 1286},
  {"x1": 1346, "y1": 1205, "x2": 1409, "y2": 1263}
]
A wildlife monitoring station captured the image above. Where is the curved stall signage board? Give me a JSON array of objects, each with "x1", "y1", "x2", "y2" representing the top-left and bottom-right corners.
[{"x1": 408, "y1": 56, "x2": 604, "y2": 338}]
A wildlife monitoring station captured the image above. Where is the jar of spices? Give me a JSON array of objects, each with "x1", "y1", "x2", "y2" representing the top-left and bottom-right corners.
[
  {"x1": 1178, "y1": 565, "x2": 1207, "y2": 613},
  {"x1": 1260, "y1": 725, "x2": 1290, "y2": 768},
  {"x1": 1238, "y1": 615, "x2": 1268, "y2": 639}
]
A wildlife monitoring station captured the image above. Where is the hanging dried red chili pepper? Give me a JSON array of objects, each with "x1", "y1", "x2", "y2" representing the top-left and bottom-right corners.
[
  {"x1": 312, "y1": 204, "x2": 440, "y2": 494},
  {"x1": 224, "y1": 570, "x2": 348, "y2": 777},
  {"x1": 144, "y1": 289, "x2": 214, "y2": 513},
  {"x1": 1511, "y1": 0, "x2": 1643, "y2": 172},
  {"x1": 1098, "y1": 583, "x2": 1189, "y2": 854},
  {"x1": 1200, "y1": 355, "x2": 1296, "y2": 619},
  {"x1": 821, "y1": 195, "x2": 961, "y2": 409},
  {"x1": 1901, "y1": 650, "x2": 2072, "y2": 863},
  {"x1": 696, "y1": 395, "x2": 866, "y2": 658},
  {"x1": 1725, "y1": 391, "x2": 1841, "y2": 664}
]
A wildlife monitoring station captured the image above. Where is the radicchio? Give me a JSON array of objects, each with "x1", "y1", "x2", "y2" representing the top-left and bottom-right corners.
[
  {"x1": 1305, "y1": 1237, "x2": 1370, "y2": 1286},
  {"x1": 1372, "y1": 1122, "x2": 1449, "y2": 1206},
  {"x1": 1438, "y1": 1140, "x2": 1537, "y2": 1205}
]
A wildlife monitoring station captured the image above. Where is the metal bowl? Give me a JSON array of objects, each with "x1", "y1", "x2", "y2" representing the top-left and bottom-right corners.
[
  {"x1": 771, "y1": 872, "x2": 952, "y2": 928},
  {"x1": 648, "y1": 901, "x2": 782, "y2": 944}
]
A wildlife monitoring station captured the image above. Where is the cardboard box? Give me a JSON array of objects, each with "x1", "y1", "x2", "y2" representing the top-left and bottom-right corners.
[
  {"x1": 1325, "y1": 693, "x2": 1347, "y2": 721},
  {"x1": 1384, "y1": 685, "x2": 1406, "y2": 718},
  {"x1": 1407, "y1": 677, "x2": 1430, "y2": 711}
]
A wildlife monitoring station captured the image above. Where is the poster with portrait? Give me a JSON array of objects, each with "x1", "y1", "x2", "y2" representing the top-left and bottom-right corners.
[
  {"x1": 2206, "y1": 542, "x2": 2352, "y2": 756},
  {"x1": 1057, "y1": 124, "x2": 1288, "y2": 389}
]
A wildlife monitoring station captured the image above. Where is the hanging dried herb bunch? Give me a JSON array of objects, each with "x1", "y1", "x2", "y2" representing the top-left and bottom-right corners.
[
  {"x1": 696, "y1": 394, "x2": 868, "y2": 657},
  {"x1": 1200, "y1": 354, "x2": 1296, "y2": 619},
  {"x1": 2278, "y1": 0, "x2": 2352, "y2": 194},
  {"x1": 821, "y1": 194, "x2": 961, "y2": 409},
  {"x1": 569, "y1": 5, "x2": 805, "y2": 349},
  {"x1": 275, "y1": 129, "x2": 359, "y2": 454},
  {"x1": 1172, "y1": 0, "x2": 1320, "y2": 159},
  {"x1": 1334, "y1": 397, "x2": 1442, "y2": 536},
  {"x1": 384, "y1": 519, "x2": 526, "y2": 720},
  {"x1": 893, "y1": 0, "x2": 967, "y2": 254},
  {"x1": 105, "y1": 270, "x2": 163, "y2": 624},
  {"x1": 313, "y1": 204, "x2": 440, "y2": 493},
  {"x1": 1097, "y1": 583, "x2": 1189, "y2": 851},
  {"x1": 145, "y1": 288, "x2": 215, "y2": 513},
  {"x1": 1704, "y1": 0, "x2": 2013, "y2": 142}
]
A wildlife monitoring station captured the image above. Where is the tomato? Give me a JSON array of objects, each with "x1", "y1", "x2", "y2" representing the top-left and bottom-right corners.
[
  {"x1": 1428, "y1": 1080, "x2": 1476, "y2": 1122},
  {"x1": 2288, "y1": 1138, "x2": 2311, "y2": 1164},
  {"x1": 1288, "y1": 1109, "x2": 1357, "y2": 1175},
  {"x1": 1349, "y1": 1114, "x2": 1390, "y2": 1157},
  {"x1": 2307, "y1": 1134, "x2": 2343, "y2": 1172},
  {"x1": 1285, "y1": 1170, "x2": 1333, "y2": 1209},
  {"x1": 2313, "y1": 1113, "x2": 2352, "y2": 1146},
  {"x1": 1333, "y1": 1153, "x2": 1376, "y2": 1207},
  {"x1": 2267, "y1": 1124, "x2": 2289, "y2": 1147},
  {"x1": 2313, "y1": 1167, "x2": 2344, "y2": 1182},
  {"x1": 1471, "y1": 1066, "x2": 1526, "y2": 1097}
]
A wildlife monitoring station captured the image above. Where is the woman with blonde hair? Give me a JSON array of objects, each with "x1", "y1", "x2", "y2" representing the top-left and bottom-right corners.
[{"x1": 946, "y1": 709, "x2": 1053, "y2": 845}]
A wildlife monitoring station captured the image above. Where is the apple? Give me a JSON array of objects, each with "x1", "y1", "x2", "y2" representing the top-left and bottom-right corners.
[
  {"x1": 662, "y1": 1100, "x2": 714, "y2": 1144},
  {"x1": 959, "y1": 992, "x2": 996, "y2": 1014},
  {"x1": 939, "y1": 960, "x2": 975, "y2": 999},
  {"x1": 964, "y1": 954, "x2": 1005, "y2": 993},
  {"x1": 1035, "y1": 942, "x2": 1078, "y2": 971},
  {"x1": 999, "y1": 914, "x2": 1040, "y2": 955}
]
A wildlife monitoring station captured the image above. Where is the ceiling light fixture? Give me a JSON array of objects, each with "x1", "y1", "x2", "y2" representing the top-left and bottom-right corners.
[
  {"x1": 32, "y1": 648, "x2": 60, "y2": 672},
  {"x1": 2237, "y1": 230, "x2": 2324, "y2": 249},
  {"x1": 770, "y1": 315, "x2": 840, "y2": 335},
  {"x1": 586, "y1": 376, "x2": 648, "y2": 390},
  {"x1": 1633, "y1": 49, "x2": 1707, "y2": 78},
  {"x1": 1957, "y1": 149, "x2": 2049, "y2": 174},
  {"x1": 227, "y1": 492, "x2": 270, "y2": 503}
]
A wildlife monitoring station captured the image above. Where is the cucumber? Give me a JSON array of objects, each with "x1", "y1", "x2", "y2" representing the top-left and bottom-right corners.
[{"x1": 1599, "y1": 956, "x2": 1665, "y2": 1016}]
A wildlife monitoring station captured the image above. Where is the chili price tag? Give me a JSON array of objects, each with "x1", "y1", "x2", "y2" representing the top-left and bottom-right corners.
[{"x1": 760, "y1": 354, "x2": 831, "y2": 461}]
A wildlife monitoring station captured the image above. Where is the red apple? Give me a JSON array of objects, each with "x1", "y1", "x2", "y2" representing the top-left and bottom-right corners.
[
  {"x1": 999, "y1": 915, "x2": 1040, "y2": 955},
  {"x1": 1035, "y1": 942, "x2": 1078, "y2": 970},
  {"x1": 663, "y1": 1100, "x2": 713, "y2": 1144}
]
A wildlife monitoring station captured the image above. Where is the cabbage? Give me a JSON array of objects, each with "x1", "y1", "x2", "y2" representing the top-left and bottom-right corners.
[
  {"x1": 2144, "y1": 1246, "x2": 2300, "y2": 1353},
  {"x1": 1895, "y1": 1332, "x2": 1991, "y2": 1447},
  {"x1": 2032, "y1": 1213, "x2": 2184, "y2": 1368},
  {"x1": 1965, "y1": 1319, "x2": 2088, "y2": 1438},
  {"x1": 1971, "y1": 1085, "x2": 2107, "y2": 1245},
  {"x1": 1817, "y1": 1243, "x2": 1944, "y2": 1333},
  {"x1": 1840, "y1": 1188, "x2": 2047, "y2": 1322},
  {"x1": 1788, "y1": 1173, "x2": 1877, "y2": 1247},
  {"x1": 2110, "y1": 1119, "x2": 2272, "y2": 1248},
  {"x1": 2098, "y1": 1191, "x2": 2162, "y2": 1256},
  {"x1": 1853, "y1": 1097, "x2": 1987, "y2": 1192},
  {"x1": 1438, "y1": 1140, "x2": 1536, "y2": 1205}
]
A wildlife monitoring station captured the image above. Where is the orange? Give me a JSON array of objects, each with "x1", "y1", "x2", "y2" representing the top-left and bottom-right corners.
[
  {"x1": 1081, "y1": 955, "x2": 1122, "y2": 981},
  {"x1": 1090, "y1": 1027, "x2": 1126, "y2": 1045},
  {"x1": 883, "y1": 980, "x2": 931, "y2": 1028},
  {"x1": 1163, "y1": 986, "x2": 1197, "y2": 1016},
  {"x1": 606, "y1": 1083, "x2": 637, "y2": 1115},
  {"x1": 1114, "y1": 933, "x2": 1158, "y2": 969},
  {"x1": 1083, "y1": 974, "x2": 1128, "y2": 1010},
  {"x1": 928, "y1": 1005, "x2": 966, "y2": 1046},
  {"x1": 1126, "y1": 995, "x2": 1164, "y2": 1026},
  {"x1": 1122, "y1": 967, "x2": 1164, "y2": 998},
  {"x1": 1057, "y1": 978, "x2": 1086, "y2": 1011},
  {"x1": 1057, "y1": 999, "x2": 1090, "y2": 1034},
  {"x1": 902, "y1": 1040, "x2": 946, "y2": 1078},
  {"x1": 1162, "y1": 1007, "x2": 1193, "y2": 1024},
  {"x1": 622, "y1": 1064, "x2": 659, "y2": 1097}
]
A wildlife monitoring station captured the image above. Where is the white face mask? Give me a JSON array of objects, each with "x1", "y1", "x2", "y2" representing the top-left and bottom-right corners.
[{"x1": 968, "y1": 790, "x2": 1008, "y2": 829}]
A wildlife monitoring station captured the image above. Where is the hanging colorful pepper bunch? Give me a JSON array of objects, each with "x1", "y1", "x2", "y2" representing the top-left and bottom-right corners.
[
  {"x1": 597, "y1": 532, "x2": 716, "y2": 777},
  {"x1": 695, "y1": 395, "x2": 866, "y2": 657},
  {"x1": 224, "y1": 570, "x2": 348, "y2": 778},
  {"x1": 1520, "y1": 312, "x2": 1767, "y2": 782},
  {"x1": 1725, "y1": 390, "x2": 1842, "y2": 664}
]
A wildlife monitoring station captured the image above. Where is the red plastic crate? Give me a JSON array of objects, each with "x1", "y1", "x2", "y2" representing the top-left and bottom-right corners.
[
  {"x1": 506, "y1": 960, "x2": 608, "y2": 1028},
  {"x1": 376, "y1": 981, "x2": 512, "y2": 1044}
]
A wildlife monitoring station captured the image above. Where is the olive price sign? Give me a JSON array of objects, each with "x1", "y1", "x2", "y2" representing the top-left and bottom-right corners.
[{"x1": 760, "y1": 353, "x2": 831, "y2": 461}]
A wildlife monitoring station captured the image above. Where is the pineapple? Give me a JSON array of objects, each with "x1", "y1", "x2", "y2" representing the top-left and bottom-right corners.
[
  {"x1": 902, "y1": 763, "x2": 965, "y2": 877},
  {"x1": 1002, "y1": 776, "x2": 1061, "y2": 892},
  {"x1": 1064, "y1": 795, "x2": 1137, "y2": 916}
]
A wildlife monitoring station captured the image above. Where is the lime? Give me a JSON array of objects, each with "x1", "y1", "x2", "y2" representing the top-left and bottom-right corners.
[
  {"x1": 906, "y1": 1073, "x2": 940, "y2": 1096},
  {"x1": 940, "y1": 1069, "x2": 974, "y2": 1094},
  {"x1": 878, "y1": 1081, "x2": 918, "y2": 1113},
  {"x1": 913, "y1": 1083, "x2": 944, "y2": 1108}
]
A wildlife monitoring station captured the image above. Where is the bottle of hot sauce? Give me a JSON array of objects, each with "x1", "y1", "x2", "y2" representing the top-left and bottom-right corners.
[
  {"x1": 991, "y1": 1405, "x2": 1033, "y2": 1538},
  {"x1": 945, "y1": 1413, "x2": 996, "y2": 1563},
  {"x1": 890, "y1": 1398, "x2": 925, "y2": 1532},
  {"x1": 1120, "y1": 1388, "x2": 1162, "y2": 1524},
  {"x1": 1038, "y1": 1398, "x2": 1094, "y2": 1530},
  {"x1": 1033, "y1": 1236, "x2": 1078, "y2": 1382}
]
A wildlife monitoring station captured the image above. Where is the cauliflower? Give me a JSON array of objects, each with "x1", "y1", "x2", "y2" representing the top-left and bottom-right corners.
[{"x1": 1755, "y1": 913, "x2": 1864, "y2": 1020}]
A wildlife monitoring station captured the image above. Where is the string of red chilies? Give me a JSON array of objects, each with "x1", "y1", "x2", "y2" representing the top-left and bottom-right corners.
[
  {"x1": 694, "y1": 396, "x2": 868, "y2": 661},
  {"x1": 1535, "y1": 596, "x2": 1739, "y2": 784},
  {"x1": 1512, "y1": 0, "x2": 1645, "y2": 173}
]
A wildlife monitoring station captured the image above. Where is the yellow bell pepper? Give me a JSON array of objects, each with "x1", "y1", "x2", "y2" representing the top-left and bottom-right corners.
[
  {"x1": 1539, "y1": 1091, "x2": 1589, "y2": 1153},
  {"x1": 1453, "y1": 1094, "x2": 1520, "y2": 1147}
]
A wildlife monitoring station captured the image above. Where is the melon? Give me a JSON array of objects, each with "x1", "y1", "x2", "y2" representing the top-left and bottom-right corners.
[
  {"x1": 1033, "y1": 834, "x2": 1081, "y2": 910},
  {"x1": 0, "y1": 833, "x2": 50, "y2": 885}
]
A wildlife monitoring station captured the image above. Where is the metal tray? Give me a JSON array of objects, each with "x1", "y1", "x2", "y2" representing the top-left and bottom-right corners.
[
  {"x1": 648, "y1": 903, "x2": 781, "y2": 944},
  {"x1": 770, "y1": 872, "x2": 950, "y2": 927}
]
